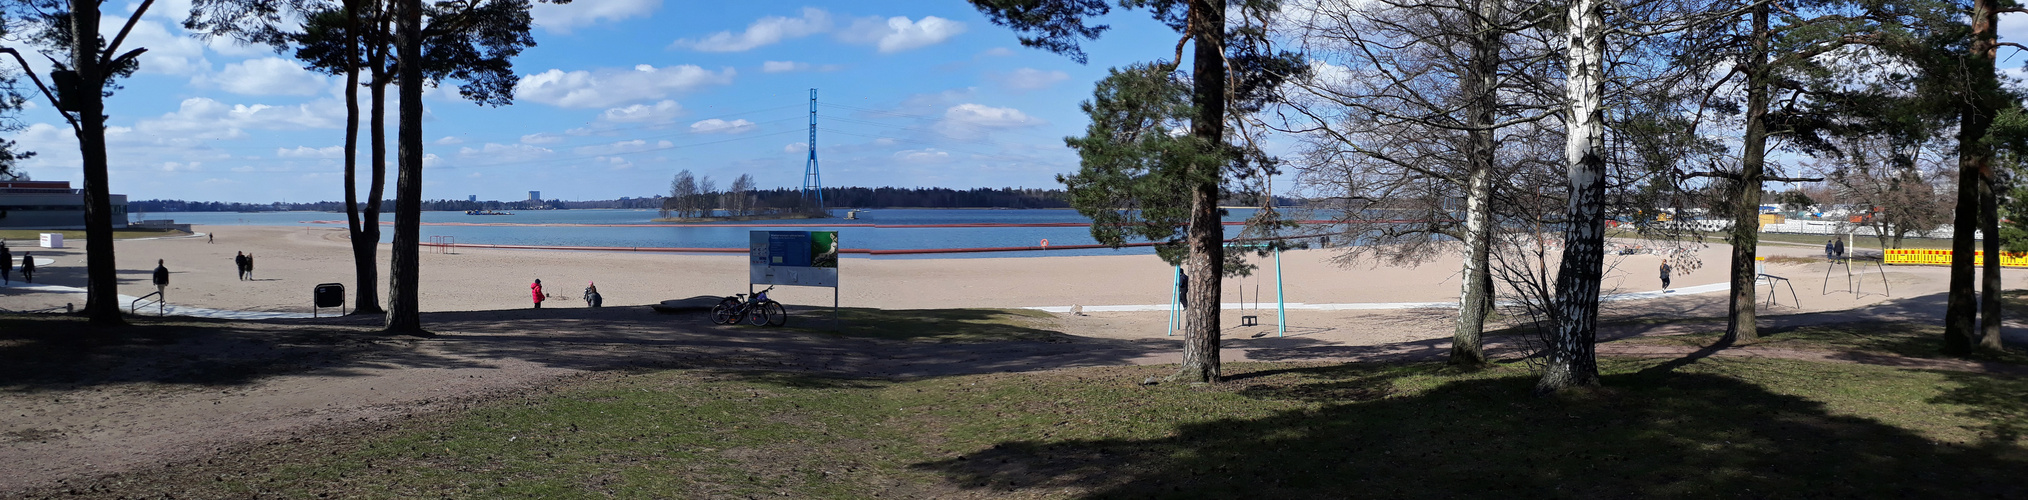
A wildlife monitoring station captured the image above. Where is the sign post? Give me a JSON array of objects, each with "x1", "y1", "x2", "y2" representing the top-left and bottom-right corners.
[{"x1": 749, "y1": 231, "x2": 840, "y2": 328}]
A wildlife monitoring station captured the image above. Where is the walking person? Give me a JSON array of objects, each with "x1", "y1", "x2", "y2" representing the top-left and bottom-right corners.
[
  {"x1": 531, "y1": 279, "x2": 545, "y2": 309},
  {"x1": 1, "y1": 242, "x2": 11, "y2": 285},
  {"x1": 235, "y1": 252, "x2": 248, "y2": 281},
  {"x1": 1824, "y1": 239, "x2": 1836, "y2": 261},
  {"x1": 207, "y1": 233, "x2": 214, "y2": 244},
  {"x1": 1833, "y1": 238, "x2": 1846, "y2": 260},
  {"x1": 20, "y1": 251, "x2": 33, "y2": 283},
  {"x1": 152, "y1": 259, "x2": 170, "y2": 301},
  {"x1": 1659, "y1": 261, "x2": 1672, "y2": 291},
  {"x1": 245, "y1": 253, "x2": 255, "y2": 280}
]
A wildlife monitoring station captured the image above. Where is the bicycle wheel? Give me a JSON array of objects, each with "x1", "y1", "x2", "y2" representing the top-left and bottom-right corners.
[
  {"x1": 762, "y1": 301, "x2": 787, "y2": 326},
  {"x1": 747, "y1": 301, "x2": 772, "y2": 326},
  {"x1": 710, "y1": 300, "x2": 739, "y2": 325}
]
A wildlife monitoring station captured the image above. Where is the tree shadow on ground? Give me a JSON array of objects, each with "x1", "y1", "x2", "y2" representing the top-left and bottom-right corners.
[
  {"x1": 0, "y1": 314, "x2": 491, "y2": 391},
  {"x1": 912, "y1": 362, "x2": 2028, "y2": 498}
]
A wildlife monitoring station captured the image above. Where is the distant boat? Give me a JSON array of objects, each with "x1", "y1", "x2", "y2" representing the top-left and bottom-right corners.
[
  {"x1": 465, "y1": 209, "x2": 514, "y2": 215},
  {"x1": 845, "y1": 209, "x2": 865, "y2": 219}
]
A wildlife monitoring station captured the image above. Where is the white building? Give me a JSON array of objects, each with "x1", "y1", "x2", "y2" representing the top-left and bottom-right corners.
[{"x1": 0, "y1": 181, "x2": 129, "y2": 229}]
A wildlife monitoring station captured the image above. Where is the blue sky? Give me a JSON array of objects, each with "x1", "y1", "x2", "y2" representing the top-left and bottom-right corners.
[{"x1": 4, "y1": 0, "x2": 1188, "y2": 203}]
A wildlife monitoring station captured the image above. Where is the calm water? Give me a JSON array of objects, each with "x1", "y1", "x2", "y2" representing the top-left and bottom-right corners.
[{"x1": 145, "y1": 209, "x2": 1284, "y2": 258}]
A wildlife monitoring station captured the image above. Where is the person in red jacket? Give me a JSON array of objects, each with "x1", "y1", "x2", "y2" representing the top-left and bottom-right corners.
[{"x1": 531, "y1": 279, "x2": 544, "y2": 309}]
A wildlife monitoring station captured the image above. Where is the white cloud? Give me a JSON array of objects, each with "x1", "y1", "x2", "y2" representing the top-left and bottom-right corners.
[
  {"x1": 435, "y1": 136, "x2": 466, "y2": 145},
  {"x1": 457, "y1": 143, "x2": 553, "y2": 162},
  {"x1": 117, "y1": 20, "x2": 210, "y2": 75},
  {"x1": 516, "y1": 65, "x2": 736, "y2": 108},
  {"x1": 893, "y1": 148, "x2": 950, "y2": 163},
  {"x1": 872, "y1": 137, "x2": 898, "y2": 146},
  {"x1": 994, "y1": 68, "x2": 1069, "y2": 91},
  {"x1": 980, "y1": 47, "x2": 1016, "y2": 57},
  {"x1": 689, "y1": 118, "x2": 756, "y2": 134},
  {"x1": 763, "y1": 61, "x2": 810, "y2": 73},
  {"x1": 935, "y1": 103, "x2": 1043, "y2": 139},
  {"x1": 532, "y1": 0, "x2": 659, "y2": 33},
  {"x1": 840, "y1": 16, "x2": 965, "y2": 53},
  {"x1": 596, "y1": 156, "x2": 636, "y2": 170},
  {"x1": 674, "y1": 8, "x2": 831, "y2": 52},
  {"x1": 784, "y1": 142, "x2": 808, "y2": 153},
  {"x1": 160, "y1": 161, "x2": 202, "y2": 172},
  {"x1": 276, "y1": 146, "x2": 343, "y2": 158},
  {"x1": 133, "y1": 98, "x2": 345, "y2": 143},
  {"x1": 200, "y1": 57, "x2": 327, "y2": 96},
  {"x1": 521, "y1": 132, "x2": 565, "y2": 145},
  {"x1": 573, "y1": 139, "x2": 672, "y2": 156},
  {"x1": 598, "y1": 100, "x2": 684, "y2": 123}
]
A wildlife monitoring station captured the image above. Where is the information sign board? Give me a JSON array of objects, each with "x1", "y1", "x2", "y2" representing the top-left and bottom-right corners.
[{"x1": 749, "y1": 231, "x2": 838, "y2": 287}]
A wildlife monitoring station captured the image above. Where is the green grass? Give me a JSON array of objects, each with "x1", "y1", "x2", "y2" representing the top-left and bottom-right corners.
[
  {"x1": 0, "y1": 229, "x2": 189, "y2": 241},
  {"x1": 43, "y1": 357, "x2": 2028, "y2": 498},
  {"x1": 781, "y1": 307, "x2": 1073, "y2": 343},
  {"x1": 1614, "y1": 320, "x2": 2028, "y2": 365}
]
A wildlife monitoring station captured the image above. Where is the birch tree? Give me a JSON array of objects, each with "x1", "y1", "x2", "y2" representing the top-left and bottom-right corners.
[{"x1": 1278, "y1": 0, "x2": 1562, "y2": 366}]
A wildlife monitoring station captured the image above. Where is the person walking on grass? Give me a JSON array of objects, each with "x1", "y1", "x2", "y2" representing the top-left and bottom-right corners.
[
  {"x1": 235, "y1": 252, "x2": 248, "y2": 281},
  {"x1": 20, "y1": 252, "x2": 33, "y2": 283},
  {"x1": 531, "y1": 279, "x2": 545, "y2": 309},
  {"x1": 1, "y1": 242, "x2": 11, "y2": 285},
  {"x1": 153, "y1": 259, "x2": 170, "y2": 301},
  {"x1": 1659, "y1": 260, "x2": 1672, "y2": 291}
]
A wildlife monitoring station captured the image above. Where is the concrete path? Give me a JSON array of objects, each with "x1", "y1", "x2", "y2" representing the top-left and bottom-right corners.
[{"x1": 0, "y1": 283, "x2": 316, "y2": 319}]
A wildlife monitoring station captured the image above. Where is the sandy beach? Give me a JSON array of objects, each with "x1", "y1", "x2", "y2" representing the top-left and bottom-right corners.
[
  {"x1": 0, "y1": 224, "x2": 1953, "y2": 323},
  {"x1": 0, "y1": 224, "x2": 2014, "y2": 494}
]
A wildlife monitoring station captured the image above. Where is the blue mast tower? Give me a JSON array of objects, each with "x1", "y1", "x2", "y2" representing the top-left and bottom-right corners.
[{"x1": 802, "y1": 88, "x2": 825, "y2": 214}]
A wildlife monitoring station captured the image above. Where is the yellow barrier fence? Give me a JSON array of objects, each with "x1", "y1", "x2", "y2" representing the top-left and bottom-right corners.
[{"x1": 1883, "y1": 249, "x2": 2028, "y2": 267}]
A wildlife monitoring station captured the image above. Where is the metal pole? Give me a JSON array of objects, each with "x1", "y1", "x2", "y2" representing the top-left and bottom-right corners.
[
  {"x1": 1276, "y1": 247, "x2": 1286, "y2": 337},
  {"x1": 1167, "y1": 265, "x2": 1180, "y2": 336}
]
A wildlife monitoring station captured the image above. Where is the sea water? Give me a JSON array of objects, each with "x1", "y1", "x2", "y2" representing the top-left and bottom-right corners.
[{"x1": 142, "y1": 208, "x2": 1301, "y2": 258}]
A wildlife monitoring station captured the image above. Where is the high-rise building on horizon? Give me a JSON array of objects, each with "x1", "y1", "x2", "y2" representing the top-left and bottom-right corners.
[
  {"x1": 529, "y1": 191, "x2": 540, "y2": 202},
  {"x1": 468, "y1": 195, "x2": 477, "y2": 202}
]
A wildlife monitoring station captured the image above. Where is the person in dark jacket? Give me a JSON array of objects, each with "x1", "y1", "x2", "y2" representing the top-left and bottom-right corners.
[
  {"x1": 153, "y1": 259, "x2": 170, "y2": 300},
  {"x1": 531, "y1": 279, "x2": 545, "y2": 309},
  {"x1": 584, "y1": 282, "x2": 602, "y2": 308},
  {"x1": 1659, "y1": 261, "x2": 1672, "y2": 290},
  {"x1": 1, "y1": 242, "x2": 11, "y2": 285},
  {"x1": 245, "y1": 253, "x2": 255, "y2": 280},
  {"x1": 1824, "y1": 239, "x2": 1835, "y2": 261},
  {"x1": 235, "y1": 252, "x2": 249, "y2": 281},
  {"x1": 1832, "y1": 238, "x2": 1845, "y2": 260},
  {"x1": 20, "y1": 252, "x2": 33, "y2": 283}
]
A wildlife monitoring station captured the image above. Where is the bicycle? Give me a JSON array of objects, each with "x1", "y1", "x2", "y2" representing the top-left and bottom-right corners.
[{"x1": 710, "y1": 285, "x2": 786, "y2": 326}]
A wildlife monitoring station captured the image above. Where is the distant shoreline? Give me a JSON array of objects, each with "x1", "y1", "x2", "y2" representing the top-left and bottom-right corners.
[{"x1": 651, "y1": 213, "x2": 829, "y2": 223}]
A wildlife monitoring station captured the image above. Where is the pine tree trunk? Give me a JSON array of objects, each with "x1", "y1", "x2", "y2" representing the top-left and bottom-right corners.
[
  {"x1": 1536, "y1": 0, "x2": 1606, "y2": 395},
  {"x1": 70, "y1": 0, "x2": 124, "y2": 326},
  {"x1": 1171, "y1": 0, "x2": 1227, "y2": 384},
  {"x1": 383, "y1": 0, "x2": 427, "y2": 335},
  {"x1": 1451, "y1": 0, "x2": 1502, "y2": 367},
  {"x1": 1944, "y1": 0, "x2": 1999, "y2": 356},
  {"x1": 1724, "y1": 3, "x2": 1770, "y2": 345},
  {"x1": 1972, "y1": 0, "x2": 2006, "y2": 352},
  {"x1": 341, "y1": 0, "x2": 385, "y2": 316},
  {"x1": 362, "y1": 21, "x2": 390, "y2": 314}
]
